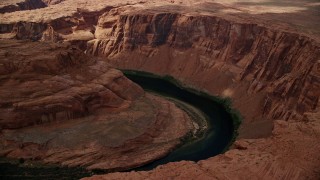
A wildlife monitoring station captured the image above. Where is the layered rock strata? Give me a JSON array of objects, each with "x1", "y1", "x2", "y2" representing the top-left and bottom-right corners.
[
  {"x1": 0, "y1": 0, "x2": 47, "y2": 14},
  {"x1": 0, "y1": 39, "x2": 193, "y2": 170},
  {"x1": 87, "y1": 8, "x2": 320, "y2": 138},
  {"x1": 1, "y1": 2, "x2": 319, "y2": 137},
  {"x1": 0, "y1": 0, "x2": 319, "y2": 179},
  {"x1": 85, "y1": 108, "x2": 320, "y2": 180}
]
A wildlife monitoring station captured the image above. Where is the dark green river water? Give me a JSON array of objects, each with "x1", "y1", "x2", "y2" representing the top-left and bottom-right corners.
[
  {"x1": 124, "y1": 71, "x2": 238, "y2": 171},
  {"x1": 0, "y1": 71, "x2": 240, "y2": 179}
]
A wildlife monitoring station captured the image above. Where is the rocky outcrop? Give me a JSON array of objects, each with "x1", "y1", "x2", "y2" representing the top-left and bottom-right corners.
[
  {"x1": 42, "y1": 0, "x2": 65, "y2": 5},
  {"x1": 0, "y1": 39, "x2": 193, "y2": 171},
  {"x1": 0, "y1": 0, "x2": 319, "y2": 179},
  {"x1": 0, "y1": 0, "x2": 318, "y2": 144},
  {"x1": 85, "y1": 109, "x2": 320, "y2": 179},
  {"x1": 4, "y1": 8, "x2": 316, "y2": 131},
  {"x1": 0, "y1": 93, "x2": 193, "y2": 171},
  {"x1": 0, "y1": 0, "x2": 47, "y2": 14},
  {"x1": 85, "y1": 9, "x2": 320, "y2": 137},
  {"x1": 0, "y1": 39, "x2": 143, "y2": 129},
  {"x1": 0, "y1": 5, "x2": 113, "y2": 48}
]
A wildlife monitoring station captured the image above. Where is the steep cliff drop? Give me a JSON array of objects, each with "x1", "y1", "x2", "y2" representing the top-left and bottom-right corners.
[
  {"x1": 0, "y1": 0, "x2": 319, "y2": 179},
  {"x1": 0, "y1": 40, "x2": 195, "y2": 176}
]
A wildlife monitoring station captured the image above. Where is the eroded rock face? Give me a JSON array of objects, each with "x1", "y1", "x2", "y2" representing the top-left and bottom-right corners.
[
  {"x1": 85, "y1": 109, "x2": 320, "y2": 180},
  {"x1": 1, "y1": 3, "x2": 318, "y2": 137},
  {"x1": 42, "y1": 0, "x2": 65, "y2": 5},
  {"x1": 0, "y1": 39, "x2": 193, "y2": 171},
  {"x1": 0, "y1": 40, "x2": 143, "y2": 129},
  {"x1": 0, "y1": 0, "x2": 47, "y2": 14},
  {"x1": 0, "y1": 0, "x2": 319, "y2": 179},
  {"x1": 86, "y1": 8, "x2": 320, "y2": 138}
]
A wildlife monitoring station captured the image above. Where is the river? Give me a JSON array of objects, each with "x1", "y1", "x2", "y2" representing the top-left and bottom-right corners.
[{"x1": 0, "y1": 71, "x2": 239, "y2": 179}]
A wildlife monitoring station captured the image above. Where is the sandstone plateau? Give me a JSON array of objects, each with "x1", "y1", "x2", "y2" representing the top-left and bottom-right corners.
[
  {"x1": 0, "y1": 40, "x2": 194, "y2": 172},
  {"x1": 0, "y1": 0, "x2": 320, "y2": 179}
]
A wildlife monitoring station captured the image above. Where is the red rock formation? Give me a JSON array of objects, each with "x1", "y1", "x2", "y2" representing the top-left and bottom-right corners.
[
  {"x1": 3, "y1": 6, "x2": 316, "y2": 136},
  {"x1": 42, "y1": 0, "x2": 65, "y2": 5},
  {"x1": 0, "y1": 39, "x2": 194, "y2": 171},
  {"x1": 85, "y1": 109, "x2": 320, "y2": 180},
  {"x1": 0, "y1": 0, "x2": 319, "y2": 179},
  {"x1": 0, "y1": 0, "x2": 47, "y2": 14},
  {"x1": 85, "y1": 10, "x2": 320, "y2": 137},
  {"x1": 0, "y1": 39, "x2": 143, "y2": 129}
]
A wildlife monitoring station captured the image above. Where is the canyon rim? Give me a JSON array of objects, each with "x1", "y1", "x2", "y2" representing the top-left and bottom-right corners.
[{"x1": 0, "y1": 0, "x2": 319, "y2": 179}]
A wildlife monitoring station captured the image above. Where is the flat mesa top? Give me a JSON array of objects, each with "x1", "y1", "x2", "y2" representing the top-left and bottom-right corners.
[{"x1": 0, "y1": 0, "x2": 319, "y2": 41}]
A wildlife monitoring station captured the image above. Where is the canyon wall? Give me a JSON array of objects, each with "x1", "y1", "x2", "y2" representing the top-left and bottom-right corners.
[
  {"x1": 0, "y1": 1, "x2": 319, "y2": 179},
  {"x1": 0, "y1": 0, "x2": 66, "y2": 14},
  {"x1": 0, "y1": 7, "x2": 319, "y2": 137},
  {"x1": 0, "y1": 39, "x2": 194, "y2": 171},
  {"x1": 42, "y1": 0, "x2": 65, "y2": 5},
  {"x1": 0, "y1": 39, "x2": 144, "y2": 129},
  {"x1": 0, "y1": 0, "x2": 47, "y2": 14},
  {"x1": 86, "y1": 10, "x2": 320, "y2": 137}
]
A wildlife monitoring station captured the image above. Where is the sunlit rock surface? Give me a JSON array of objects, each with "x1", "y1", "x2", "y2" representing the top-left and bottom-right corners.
[
  {"x1": 0, "y1": 0, "x2": 319, "y2": 179},
  {"x1": 0, "y1": 40, "x2": 193, "y2": 171}
]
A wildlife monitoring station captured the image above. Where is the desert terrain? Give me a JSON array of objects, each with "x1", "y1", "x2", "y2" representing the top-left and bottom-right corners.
[{"x1": 0, "y1": 0, "x2": 319, "y2": 179}]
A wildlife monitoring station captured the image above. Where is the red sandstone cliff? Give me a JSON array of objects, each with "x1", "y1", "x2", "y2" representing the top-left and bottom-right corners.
[
  {"x1": 85, "y1": 9, "x2": 320, "y2": 137},
  {"x1": 0, "y1": 40, "x2": 143, "y2": 129},
  {"x1": 0, "y1": 0, "x2": 47, "y2": 14},
  {"x1": 1, "y1": 8, "x2": 319, "y2": 137},
  {"x1": 0, "y1": 0, "x2": 319, "y2": 179},
  {"x1": 0, "y1": 39, "x2": 193, "y2": 171}
]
